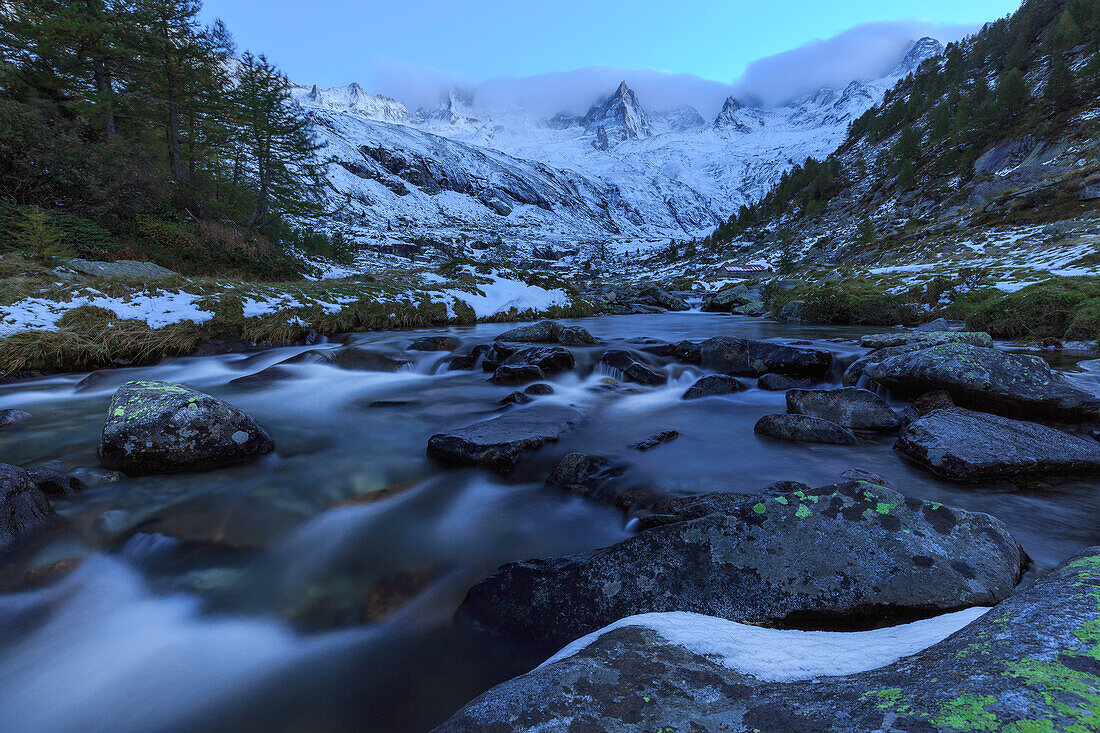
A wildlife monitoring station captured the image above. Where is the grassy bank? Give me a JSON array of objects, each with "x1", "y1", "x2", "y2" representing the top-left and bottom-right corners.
[{"x1": 0, "y1": 255, "x2": 594, "y2": 377}]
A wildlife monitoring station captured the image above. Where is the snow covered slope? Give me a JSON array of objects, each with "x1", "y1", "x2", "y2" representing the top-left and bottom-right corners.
[{"x1": 299, "y1": 38, "x2": 944, "y2": 253}]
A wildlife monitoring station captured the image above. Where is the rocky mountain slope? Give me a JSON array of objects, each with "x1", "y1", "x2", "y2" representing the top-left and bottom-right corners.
[{"x1": 290, "y1": 39, "x2": 945, "y2": 257}]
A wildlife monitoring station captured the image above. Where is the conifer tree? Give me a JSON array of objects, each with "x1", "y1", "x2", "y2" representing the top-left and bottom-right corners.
[{"x1": 996, "y1": 67, "x2": 1029, "y2": 120}]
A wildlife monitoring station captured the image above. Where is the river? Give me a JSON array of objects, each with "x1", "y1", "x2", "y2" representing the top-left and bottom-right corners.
[{"x1": 1, "y1": 313, "x2": 1098, "y2": 732}]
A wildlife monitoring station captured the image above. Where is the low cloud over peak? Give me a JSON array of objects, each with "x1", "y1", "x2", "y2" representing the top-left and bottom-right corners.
[{"x1": 356, "y1": 20, "x2": 977, "y2": 119}]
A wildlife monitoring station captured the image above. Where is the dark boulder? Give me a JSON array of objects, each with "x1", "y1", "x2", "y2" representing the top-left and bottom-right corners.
[
  {"x1": 447, "y1": 344, "x2": 491, "y2": 371},
  {"x1": 0, "y1": 409, "x2": 31, "y2": 429},
  {"x1": 636, "y1": 286, "x2": 689, "y2": 311},
  {"x1": 408, "y1": 336, "x2": 457, "y2": 352},
  {"x1": 913, "y1": 389, "x2": 955, "y2": 415},
  {"x1": 859, "y1": 331, "x2": 993, "y2": 350},
  {"x1": 786, "y1": 388, "x2": 901, "y2": 431},
  {"x1": 495, "y1": 320, "x2": 597, "y2": 346},
  {"x1": 598, "y1": 350, "x2": 667, "y2": 386},
  {"x1": 700, "y1": 337, "x2": 832, "y2": 379},
  {"x1": 894, "y1": 407, "x2": 1100, "y2": 481},
  {"x1": 427, "y1": 405, "x2": 582, "y2": 474},
  {"x1": 701, "y1": 284, "x2": 753, "y2": 313},
  {"x1": 502, "y1": 346, "x2": 574, "y2": 374},
  {"x1": 642, "y1": 339, "x2": 702, "y2": 364},
  {"x1": 98, "y1": 381, "x2": 274, "y2": 475},
  {"x1": 1, "y1": 464, "x2": 54, "y2": 551},
  {"x1": 758, "y1": 373, "x2": 812, "y2": 391},
  {"x1": 490, "y1": 365, "x2": 545, "y2": 386},
  {"x1": 864, "y1": 342, "x2": 1100, "y2": 421},
  {"x1": 754, "y1": 414, "x2": 858, "y2": 445},
  {"x1": 438, "y1": 547, "x2": 1098, "y2": 733},
  {"x1": 523, "y1": 383, "x2": 554, "y2": 396},
  {"x1": 913, "y1": 317, "x2": 951, "y2": 333},
  {"x1": 455, "y1": 480, "x2": 1024, "y2": 644},
  {"x1": 682, "y1": 375, "x2": 747, "y2": 400},
  {"x1": 498, "y1": 391, "x2": 532, "y2": 407}
]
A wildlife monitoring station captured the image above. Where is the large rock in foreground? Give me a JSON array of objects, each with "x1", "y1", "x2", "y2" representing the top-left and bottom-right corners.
[
  {"x1": 427, "y1": 405, "x2": 582, "y2": 474},
  {"x1": 456, "y1": 481, "x2": 1024, "y2": 645},
  {"x1": 864, "y1": 342, "x2": 1100, "y2": 421},
  {"x1": 1, "y1": 464, "x2": 54, "y2": 550},
  {"x1": 98, "y1": 381, "x2": 274, "y2": 475},
  {"x1": 700, "y1": 337, "x2": 832, "y2": 379},
  {"x1": 495, "y1": 320, "x2": 596, "y2": 346},
  {"x1": 895, "y1": 407, "x2": 1100, "y2": 481},
  {"x1": 437, "y1": 547, "x2": 1100, "y2": 733},
  {"x1": 786, "y1": 387, "x2": 901, "y2": 431}
]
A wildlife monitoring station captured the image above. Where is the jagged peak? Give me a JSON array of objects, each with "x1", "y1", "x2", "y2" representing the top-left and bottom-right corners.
[{"x1": 894, "y1": 37, "x2": 946, "y2": 76}]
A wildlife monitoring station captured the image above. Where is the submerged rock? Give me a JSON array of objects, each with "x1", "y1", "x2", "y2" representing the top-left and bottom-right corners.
[
  {"x1": 523, "y1": 383, "x2": 554, "y2": 396},
  {"x1": 495, "y1": 320, "x2": 596, "y2": 346},
  {"x1": 700, "y1": 337, "x2": 832, "y2": 379},
  {"x1": 681, "y1": 375, "x2": 747, "y2": 399},
  {"x1": 332, "y1": 347, "x2": 412, "y2": 372},
  {"x1": 864, "y1": 342, "x2": 1100, "y2": 421},
  {"x1": 630, "y1": 430, "x2": 679, "y2": 451},
  {"x1": 26, "y1": 468, "x2": 87, "y2": 496},
  {"x1": 427, "y1": 405, "x2": 582, "y2": 474},
  {"x1": 455, "y1": 480, "x2": 1024, "y2": 644},
  {"x1": 859, "y1": 331, "x2": 993, "y2": 350},
  {"x1": 636, "y1": 286, "x2": 689, "y2": 312},
  {"x1": 545, "y1": 453, "x2": 626, "y2": 504},
  {"x1": 0, "y1": 409, "x2": 31, "y2": 430},
  {"x1": 754, "y1": 414, "x2": 859, "y2": 445},
  {"x1": 598, "y1": 350, "x2": 667, "y2": 386},
  {"x1": 438, "y1": 547, "x2": 1097, "y2": 732},
  {"x1": 894, "y1": 407, "x2": 1100, "y2": 481},
  {"x1": 786, "y1": 387, "x2": 901, "y2": 431},
  {"x1": 97, "y1": 381, "x2": 274, "y2": 475}
]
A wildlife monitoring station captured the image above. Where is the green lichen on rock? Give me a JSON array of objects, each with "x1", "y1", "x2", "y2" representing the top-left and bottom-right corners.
[{"x1": 930, "y1": 694, "x2": 1000, "y2": 730}]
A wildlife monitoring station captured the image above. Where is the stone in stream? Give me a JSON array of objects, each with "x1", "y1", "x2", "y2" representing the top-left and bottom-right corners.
[
  {"x1": 545, "y1": 453, "x2": 626, "y2": 504},
  {"x1": 913, "y1": 317, "x2": 951, "y2": 332},
  {"x1": 864, "y1": 342, "x2": 1100, "y2": 421},
  {"x1": 912, "y1": 389, "x2": 956, "y2": 415},
  {"x1": 427, "y1": 405, "x2": 582, "y2": 474},
  {"x1": 681, "y1": 374, "x2": 747, "y2": 399},
  {"x1": 98, "y1": 381, "x2": 274, "y2": 475},
  {"x1": 446, "y1": 344, "x2": 491, "y2": 371},
  {"x1": 407, "y1": 336, "x2": 458, "y2": 352},
  {"x1": 642, "y1": 339, "x2": 702, "y2": 364},
  {"x1": 437, "y1": 547, "x2": 1098, "y2": 733},
  {"x1": 754, "y1": 414, "x2": 859, "y2": 446},
  {"x1": 0, "y1": 409, "x2": 31, "y2": 429},
  {"x1": 757, "y1": 373, "x2": 811, "y2": 391},
  {"x1": 785, "y1": 387, "x2": 901, "y2": 431},
  {"x1": 498, "y1": 391, "x2": 532, "y2": 407},
  {"x1": 700, "y1": 337, "x2": 832, "y2": 379},
  {"x1": 701, "y1": 284, "x2": 754, "y2": 313},
  {"x1": 894, "y1": 407, "x2": 1100, "y2": 481},
  {"x1": 598, "y1": 350, "x2": 667, "y2": 386},
  {"x1": 501, "y1": 346, "x2": 574, "y2": 374},
  {"x1": 489, "y1": 365, "x2": 545, "y2": 386},
  {"x1": 332, "y1": 347, "x2": 412, "y2": 372},
  {"x1": 0, "y1": 464, "x2": 54, "y2": 551},
  {"x1": 858, "y1": 331, "x2": 993, "y2": 350},
  {"x1": 523, "y1": 383, "x2": 554, "y2": 396},
  {"x1": 630, "y1": 430, "x2": 679, "y2": 451},
  {"x1": 635, "y1": 286, "x2": 689, "y2": 311},
  {"x1": 495, "y1": 320, "x2": 597, "y2": 346},
  {"x1": 454, "y1": 480, "x2": 1025, "y2": 645}
]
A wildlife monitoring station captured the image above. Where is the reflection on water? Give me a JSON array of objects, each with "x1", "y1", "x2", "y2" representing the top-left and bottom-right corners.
[{"x1": 0, "y1": 313, "x2": 1098, "y2": 731}]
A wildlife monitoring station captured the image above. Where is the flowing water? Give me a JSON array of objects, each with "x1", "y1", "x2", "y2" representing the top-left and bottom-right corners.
[{"x1": 1, "y1": 313, "x2": 1098, "y2": 732}]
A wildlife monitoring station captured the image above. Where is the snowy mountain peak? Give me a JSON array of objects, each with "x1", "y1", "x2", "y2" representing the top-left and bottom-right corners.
[
  {"x1": 714, "y1": 96, "x2": 750, "y2": 132},
  {"x1": 894, "y1": 37, "x2": 945, "y2": 77},
  {"x1": 583, "y1": 80, "x2": 652, "y2": 148},
  {"x1": 292, "y1": 82, "x2": 409, "y2": 123}
]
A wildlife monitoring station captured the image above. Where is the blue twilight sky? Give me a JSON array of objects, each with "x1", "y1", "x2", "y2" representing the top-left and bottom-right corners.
[{"x1": 201, "y1": 0, "x2": 1021, "y2": 109}]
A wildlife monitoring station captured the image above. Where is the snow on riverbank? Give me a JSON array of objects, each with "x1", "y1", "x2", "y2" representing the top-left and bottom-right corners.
[
  {"x1": 443, "y1": 271, "x2": 570, "y2": 318},
  {"x1": 540, "y1": 607, "x2": 989, "y2": 681},
  {"x1": 0, "y1": 289, "x2": 213, "y2": 337}
]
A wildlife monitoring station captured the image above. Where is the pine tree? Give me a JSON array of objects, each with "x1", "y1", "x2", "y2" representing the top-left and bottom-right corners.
[
  {"x1": 1045, "y1": 56, "x2": 1077, "y2": 109},
  {"x1": 997, "y1": 67, "x2": 1029, "y2": 120},
  {"x1": 232, "y1": 52, "x2": 327, "y2": 229}
]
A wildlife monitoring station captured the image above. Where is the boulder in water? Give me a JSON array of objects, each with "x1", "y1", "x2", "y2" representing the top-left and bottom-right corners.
[
  {"x1": 754, "y1": 414, "x2": 858, "y2": 445},
  {"x1": 700, "y1": 337, "x2": 832, "y2": 379},
  {"x1": 598, "y1": 350, "x2": 667, "y2": 386},
  {"x1": 785, "y1": 387, "x2": 901, "y2": 431},
  {"x1": 864, "y1": 342, "x2": 1100, "y2": 421},
  {"x1": 495, "y1": 320, "x2": 597, "y2": 346},
  {"x1": 502, "y1": 346, "x2": 574, "y2": 374},
  {"x1": 98, "y1": 381, "x2": 274, "y2": 475},
  {"x1": 894, "y1": 407, "x2": 1100, "y2": 480},
  {"x1": 757, "y1": 373, "x2": 812, "y2": 391},
  {"x1": 407, "y1": 336, "x2": 457, "y2": 352},
  {"x1": 332, "y1": 347, "x2": 412, "y2": 372},
  {"x1": 1, "y1": 464, "x2": 54, "y2": 550},
  {"x1": 427, "y1": 405, "x2": 582, "y2": 474},
  {"x1": 0, "y1": 409, "x2": 31, "y2": 430},
  {"x1": 681, "y1": 375, "x2": 747, "y2": 399},
  {"x1": 26, "y1": 468, "x2": 87, "y2": 496},
  {"x1": 490, "y1": 365, "x2": 545, "y2": 386},
  {"x1": 455, "y1": 480, "x2": 1024, "y2": 644}
]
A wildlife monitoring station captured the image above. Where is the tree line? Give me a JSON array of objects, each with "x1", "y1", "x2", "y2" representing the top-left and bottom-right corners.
[{"x1": 0, "y1": 0, "x2": 340, "y2": 277}]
